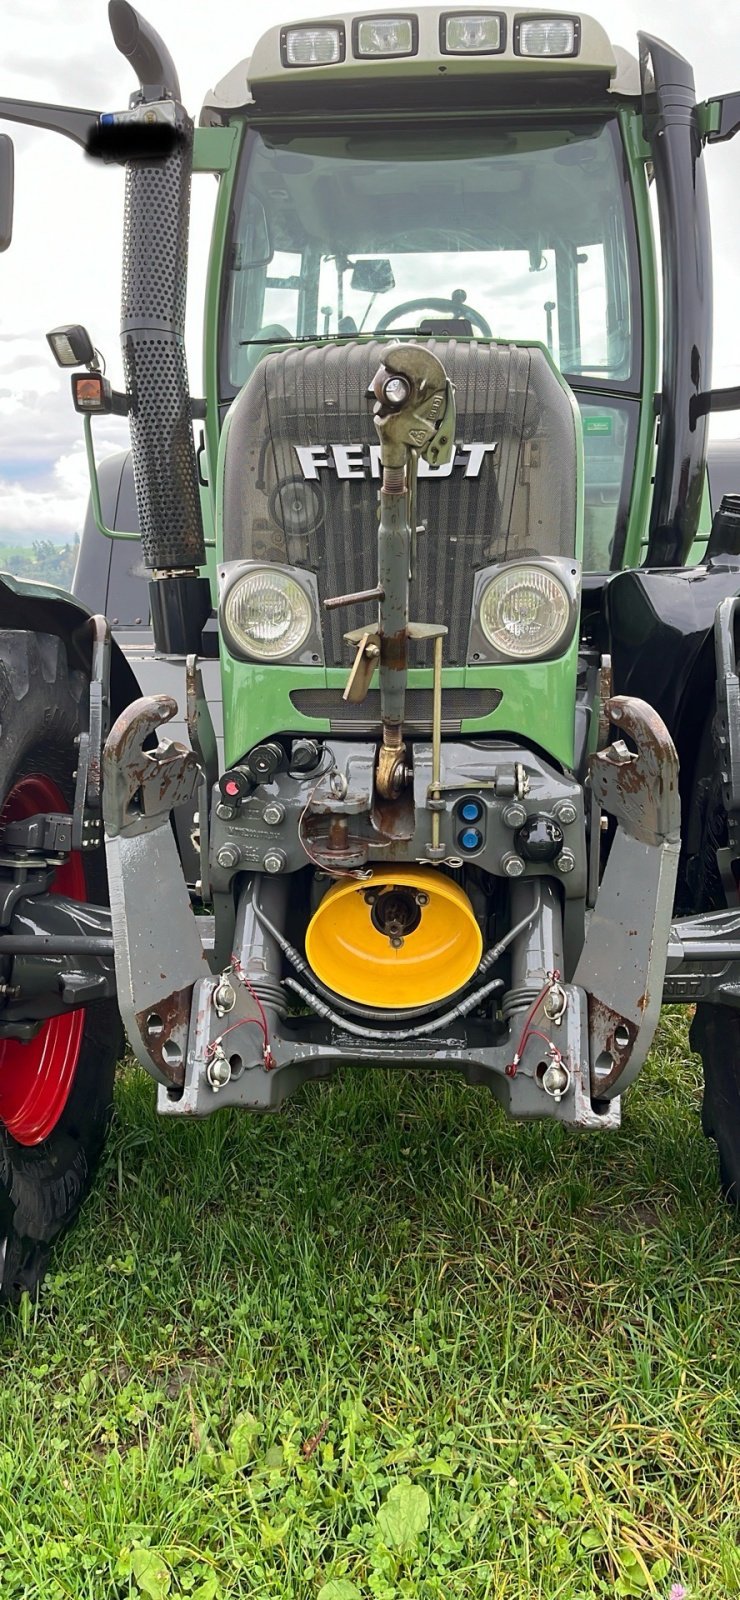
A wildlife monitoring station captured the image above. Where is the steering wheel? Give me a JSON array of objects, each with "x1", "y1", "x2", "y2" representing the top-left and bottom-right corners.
[{"x1": 375, "y1": 290, "x2": 492, "y2": 338}]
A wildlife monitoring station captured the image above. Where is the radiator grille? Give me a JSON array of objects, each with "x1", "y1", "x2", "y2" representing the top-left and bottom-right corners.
[
  {"x1": 223, "y1": 338, "x2": 577, "y2": 668},
  {"x1": 290, "y1": 687, "x2": 501, "y2": 733}
]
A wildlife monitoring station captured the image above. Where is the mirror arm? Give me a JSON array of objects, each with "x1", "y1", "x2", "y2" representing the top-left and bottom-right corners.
[
  {"x1": 690, "y1": 385, "x2": 740, "y2": 426},
  {"x1": 0, "y1": 97, "x2": 98, "y2": 150}
]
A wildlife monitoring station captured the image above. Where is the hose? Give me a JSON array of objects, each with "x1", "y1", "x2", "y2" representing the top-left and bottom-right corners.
[
  {"x1": 252, "y1": 883, "x2": 541, "y2": 1026},
  {"x1": 282, "y1": 972, "x2": 505, "y2": 1042}
]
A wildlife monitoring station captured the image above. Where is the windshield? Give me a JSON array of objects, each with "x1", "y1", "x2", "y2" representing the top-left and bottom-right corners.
[{"x1": 221, "y1": 118, "x2": 641, "y2": 569}]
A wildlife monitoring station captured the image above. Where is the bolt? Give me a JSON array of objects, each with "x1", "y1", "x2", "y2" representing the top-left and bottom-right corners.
[
  {"x1": 415, "y1": 892, "x2": 429, "y2": 907},
  {"x1": 263, "y1": 849, "x2": 287, "y2": 875},
  {"x1": 544, "y1": 983, "x2": 568, "y2": 1022},
  {"x1": 541, "y1": 1059, "x2": 571, "y2": 1101},
  {"x1": 389, "y1": 934, "x2": 404, "y2": 949},
  {"x1": 213, "y1": 980, "x2": 236, "y2": 1016},
  {"x1": 502, "y1": 802, "x2": 527, "y2": 830},
  {"x1": 556, "y1": 849, "x2": 576, "y2": 873},
  {"x1": 206, "y1": 1050, "x2": 231, "y2": 1091},
  {"x1": 554, "y1": 800, "x2": 577, "y2": 826},
  {"x1": 216, "y1": 801, "x2": 235, "y2": 821},
  {"x1": 501, "y1": 852, "x2": 526, "y2": 878},
  {"x1": 217, "y1": 844, "x2": 240, "y2": 870},
  {"x1": 262, "y1": 802, "x2": 285, "y2": 827}
]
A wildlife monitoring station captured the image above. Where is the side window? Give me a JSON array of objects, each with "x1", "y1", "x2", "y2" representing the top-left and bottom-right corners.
[
  {"x1": 262, "y1": 252, "x2": 302, "y2": 336},
  {"x1": 577, "y1": 242, "x2": 608, "y2": 373}
]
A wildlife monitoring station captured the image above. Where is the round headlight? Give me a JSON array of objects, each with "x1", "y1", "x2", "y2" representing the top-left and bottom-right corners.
[
  {"x1": 478, "y1": 565, "x2": 572, "y2": 660},
  {"x1": 222, "y1": 568, "x2": 312, "y2": 661}
]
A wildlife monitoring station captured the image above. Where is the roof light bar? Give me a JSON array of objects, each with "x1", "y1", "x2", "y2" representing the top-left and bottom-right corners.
[
  {"x1": 514, "y1": 16, "x2": 579, "y2": 56},
  {"x1": 281, "y1": 24, "x2": 345, "y2": 66},
  {"x1": 354, "y1": 15, "x2": 417, "y2": 56},
  {"x1": 441, "y1": 12, "x2": 504, "y2": 54}
]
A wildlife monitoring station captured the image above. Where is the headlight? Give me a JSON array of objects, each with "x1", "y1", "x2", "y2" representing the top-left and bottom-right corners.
[
  {"x1": 222, "y1": 567, "x2": 313, "y2": 661},
  {"x1": 515, "y1": 18, "x2": 579, "y2": 57},
  {"x1": 476, "y1": 563, "x2": 575, "y2": 660},
  {"x1": 282, "y1": 26, "x2": 344, "y2": 66}
]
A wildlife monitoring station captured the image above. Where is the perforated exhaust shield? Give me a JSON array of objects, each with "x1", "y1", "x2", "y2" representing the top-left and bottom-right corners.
[{"x1": 120, "y1": 111, "x2": 205, "y2": 572}]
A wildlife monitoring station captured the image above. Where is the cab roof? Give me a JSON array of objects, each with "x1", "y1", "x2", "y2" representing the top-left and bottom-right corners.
[{"x1": 200, "y1": 7, "x2": 641, "y2": 123}]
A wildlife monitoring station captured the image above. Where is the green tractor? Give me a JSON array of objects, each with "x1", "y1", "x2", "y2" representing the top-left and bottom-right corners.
[{"x1": 0, "y1": 3, "x2": 738, "y2": 1299}]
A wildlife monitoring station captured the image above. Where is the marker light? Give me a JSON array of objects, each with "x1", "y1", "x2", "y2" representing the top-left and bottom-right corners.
[
  {"x1": 354, "y1": 16, "x2": 416, "y2": 56},
  {"x1": 283, "y1": 26, "x2": 343, "y2": 66},
  {"x1": 515, "y1": 17, "x2": 578, "y2": 57},
  {"x1": 221, "y1": 568, "x2": 313, "y2": 661},
  {"x1": 442, "y1": 13, "x2": 503, "y2": 53},
  {"x1": 478, "y1": 565, "x2": 572, "y2": 660},
  {"x1": 71, "y1": 372, "x2": 113, "y2": 413}
]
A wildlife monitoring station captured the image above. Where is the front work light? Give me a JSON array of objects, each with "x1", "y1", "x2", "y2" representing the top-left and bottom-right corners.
[
  {"x1": 354, "y1": 16, "x2": 416, "y2": 56},
  {"x1": 46, "y1": 324, "x2": 96, "y2": 368},
  {"x1": 282, "y1": 25, "x2": 344, "y2": 65},
  {"x1": 221, "y1": 567, "x2": 313, "y2": 661},
  {"x1": 515, "y1": 17, "x2": 579, "y2": 56},
  {"x1": 442, "y1": 13, "x2": 504, "y2": 53},
  {"x1": 478, "y1": 564, "x2": 573, "y2": 660}
]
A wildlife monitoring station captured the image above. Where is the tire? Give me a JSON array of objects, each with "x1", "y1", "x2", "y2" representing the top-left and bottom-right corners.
[
  {"x1": 0, "y1": 631, "x2": 122, "y2": 1301},
  {"x1": 686, "y1": 754, "x2": 740, "y2": 1207}
]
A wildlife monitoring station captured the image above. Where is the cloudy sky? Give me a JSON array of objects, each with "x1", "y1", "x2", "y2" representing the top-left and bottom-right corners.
[{"x1": 0, "y1": 0, "x2": 737, "y2": 544}]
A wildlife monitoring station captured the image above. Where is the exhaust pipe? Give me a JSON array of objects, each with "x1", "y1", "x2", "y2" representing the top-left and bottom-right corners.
[{"x1": 109, "y1": 1, "x2": 210, "y2": 654}]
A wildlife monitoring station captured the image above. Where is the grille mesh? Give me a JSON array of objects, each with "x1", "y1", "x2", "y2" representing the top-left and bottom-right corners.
[
  {"x1": 290, "y1": 687, "x2": 501, "y2": 732},
  {"x1": 223, "y1": 339, "x2": 577, "y2": 666}
]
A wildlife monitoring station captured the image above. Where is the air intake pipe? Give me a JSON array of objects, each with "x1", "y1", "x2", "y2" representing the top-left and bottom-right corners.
[
  {"x1": 640, "y1": 33, "x2": 712, "y2": 568},
  {"x1": 108, "y1": 1, "x2": 210, "y2": 654}
]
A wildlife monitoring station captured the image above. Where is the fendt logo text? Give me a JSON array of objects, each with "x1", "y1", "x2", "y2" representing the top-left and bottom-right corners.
[{"x1": 295, "y1": 442, "x2": 498, "y2": 481}]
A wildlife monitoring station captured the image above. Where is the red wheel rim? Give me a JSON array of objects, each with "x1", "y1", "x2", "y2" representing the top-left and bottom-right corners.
[{"x1": 0, "y1": 774, "x2": 86, "y2": 1146}]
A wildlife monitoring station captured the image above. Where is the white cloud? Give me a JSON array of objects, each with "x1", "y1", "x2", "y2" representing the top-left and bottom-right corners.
[{"x1": 0, "y1": 0, "x2": 737, "y2": 534}]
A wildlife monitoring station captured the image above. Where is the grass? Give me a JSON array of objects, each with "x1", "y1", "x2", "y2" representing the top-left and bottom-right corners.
[{"x1": 1, "y1": 1008, "x2": 739, "y2": 1600}]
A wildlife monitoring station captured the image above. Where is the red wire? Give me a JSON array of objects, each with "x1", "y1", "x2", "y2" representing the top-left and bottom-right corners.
[
  {"x1": 230, "y1": 955, "x2": 276, "y2": 1070},
  {"x1": 506, "y1": 970, "x2": 562, "y2": 1078}
]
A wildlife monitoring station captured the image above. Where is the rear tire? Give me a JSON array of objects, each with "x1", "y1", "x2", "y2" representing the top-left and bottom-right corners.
[
  {"x1": 0, "y1": 631, "x2": 122, "y2": 1301},
  {"x1": 686, "y1": 757, "x2": 740, "y2": 1207}
]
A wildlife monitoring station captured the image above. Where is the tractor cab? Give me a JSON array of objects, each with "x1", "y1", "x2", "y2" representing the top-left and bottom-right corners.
[{"x1": 221, "y1": 114, "x2": 638, "y2": 575}]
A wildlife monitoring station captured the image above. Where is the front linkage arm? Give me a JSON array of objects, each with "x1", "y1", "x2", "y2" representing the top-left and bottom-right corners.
[
  {"x1": 574, "y1": 695, "x2": 681, "y2": 1098},
  {"x1": 103, "y1": 693, "x2": 210, "y2": 1087}
]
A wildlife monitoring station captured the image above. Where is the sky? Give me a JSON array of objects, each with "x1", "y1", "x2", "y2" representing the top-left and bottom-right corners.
[{"x1": 0, "y1": 0, "x2": 737, "y2": 544}]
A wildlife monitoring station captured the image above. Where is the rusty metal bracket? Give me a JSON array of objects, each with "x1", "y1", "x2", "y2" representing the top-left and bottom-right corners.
[
  {"x1": 589, "y1": 695, "x2": 681, "y2": 847},
  {"x1": 103, "y1": 693, "x2": 209, "y2": 1087},
  {"x1": 102, "y1": 694, "x2": 200, "y2": 840},
  {"x1": 574, "y1": 695, "x2": 680, "y2": 1099},
  {"x1": 343, "y1": 630, "x2": 380, "y2": 704}
]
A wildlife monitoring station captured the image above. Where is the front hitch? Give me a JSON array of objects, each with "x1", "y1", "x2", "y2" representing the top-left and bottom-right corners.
[{"x1": 574, "y1": 695, "x2": 681, "y2": 1098}]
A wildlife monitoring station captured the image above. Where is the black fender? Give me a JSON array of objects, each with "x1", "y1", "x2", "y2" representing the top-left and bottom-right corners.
[
  {"x1": 0, "y1": 570, "x2": 142, "y2": 719},
  {"x1": 606, "y1": 560, "x2": 740, "y2": 827}
]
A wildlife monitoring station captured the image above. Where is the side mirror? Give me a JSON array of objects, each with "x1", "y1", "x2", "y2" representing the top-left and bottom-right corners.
[
  {"x1": 703, "y1": 91, "x2": 740, "y2": 143},
  {"x1": 351, "y1": 258, "x2": 395, "y2": 295},
  {"x1": 0, "y1": 135, "x2": 14, "y2": 252}
]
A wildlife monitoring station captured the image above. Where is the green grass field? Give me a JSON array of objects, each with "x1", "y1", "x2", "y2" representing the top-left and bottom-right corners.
[{"x1": 1, "y1": 1008, "x2": 738, "y2": 1599}]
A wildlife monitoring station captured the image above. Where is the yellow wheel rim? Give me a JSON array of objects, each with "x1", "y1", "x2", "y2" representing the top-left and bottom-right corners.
[{"x1": 305, "y1": 867, "x2": 483, "y2": 1009}]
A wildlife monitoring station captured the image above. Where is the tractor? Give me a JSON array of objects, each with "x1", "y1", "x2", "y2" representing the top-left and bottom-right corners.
[{"x1": 0, "y1": 3, "x2": 738, "y2": 1299}]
